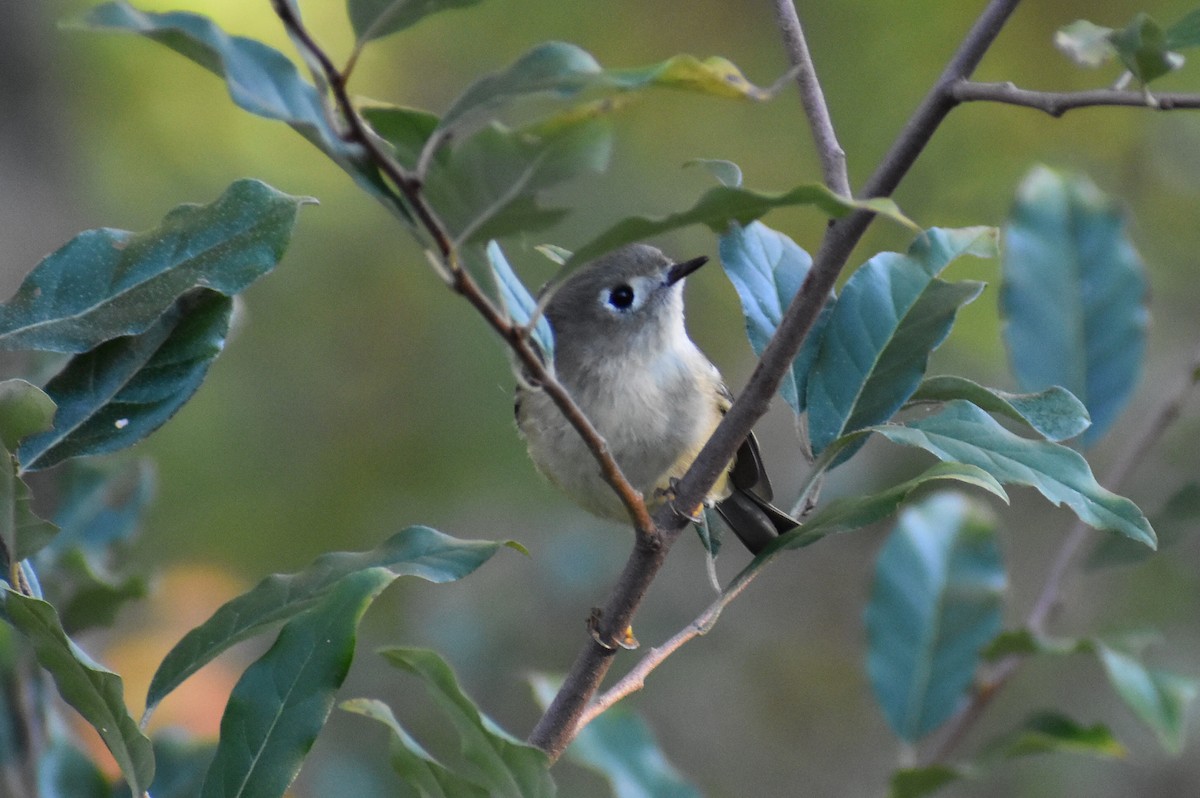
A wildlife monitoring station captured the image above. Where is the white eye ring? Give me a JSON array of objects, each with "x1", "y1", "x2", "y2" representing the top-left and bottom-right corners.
[{"x1": 598, "y1": 275, "x2": 655, "y2": 315}]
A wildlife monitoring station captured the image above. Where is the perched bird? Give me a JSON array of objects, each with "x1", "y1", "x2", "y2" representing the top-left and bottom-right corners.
[{"x1": 516, "y1": 243, "x2": 795, "y2": 554}]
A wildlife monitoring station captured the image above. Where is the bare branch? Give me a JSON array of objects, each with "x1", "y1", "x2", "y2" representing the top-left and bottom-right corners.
[
  {"x1": 771, "y1": 0, "x2": 851, "y2": 196},
  {"x1": 952, "y1": 80, "x2": 1200, "y2": 116}
]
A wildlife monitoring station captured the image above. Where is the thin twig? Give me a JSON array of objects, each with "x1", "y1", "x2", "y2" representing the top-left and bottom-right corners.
[
  {"x1": 529, "y1": 0, "x2": 1025, "y2": 760},
  {"x1": 951, "y1": 80, "x2": 1200, "y2": 116},
  {"x1": 923, "y1": 344, "x2": 1200, "y2": 764},
  {"x1": 771, "y1": 0, "x2": 851, "y2": 196}
]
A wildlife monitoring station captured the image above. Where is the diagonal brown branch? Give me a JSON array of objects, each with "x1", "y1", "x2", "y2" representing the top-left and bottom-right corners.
[{"x1": 528, "y1": 0, "x2": 1025, "y2": 760}]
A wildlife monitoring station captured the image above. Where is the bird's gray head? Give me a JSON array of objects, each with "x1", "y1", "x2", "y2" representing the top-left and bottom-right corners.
[{"x1": 544, "y1": 244, "x2": 707, "y2": 367}]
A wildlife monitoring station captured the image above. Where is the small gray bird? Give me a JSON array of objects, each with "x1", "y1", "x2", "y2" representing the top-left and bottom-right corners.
[{"x1": 516, "y1": 243, "x2": 795, "y2": 554}]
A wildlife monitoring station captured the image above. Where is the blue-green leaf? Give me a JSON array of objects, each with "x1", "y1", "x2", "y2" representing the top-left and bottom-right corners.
[
  {"x1": 567, "y1": 707, "x2": 699, "y2": 798},
  {"x1": 200, "y1": 568, "x2": 394, "y2": 798},
  {"x1": 381, "y1": 648, "x2": 554, "y2": 798},
  {"x1": 719, "y1": 220, "x2": 831, "y2": 414},
  {"x1": 0, "y1": 180, "x2": 305, "y2": 354},
  {"x1": 3, "y1": 590, "x2": 153, "y2": 796},
  {"x1": 1095, "y1": 643, "x2": 1198, "y2": 754},
  {"x1": 807, "y1": 227, "x2": 996, "y2": 456},
  {"x1": 349, "y1": 0, "x2": 485, "y2": 44},
  {"x1": 1001, "y1": 167, "x2": 1148, "y2": 447},
  {"x1": 146, "y1": 526, "x2": 502, "y2": 718},
  {"x1": 76, "y1": 3, "x2": 341, "y2": 157},
  {"x1": 874, "y1": 400, "x2": 1155, "y2": 547},
  {"x1": 47, "y1": 459, "x2": 155, "y2": 557},
  {"x1": 341, "y1": 698, "x2": 490, "y2": 798},
  {"x1": 19, "y1": 290, "x2": 232, "y2": 471},
  {"x1": 529, "y1": 674, "x2": 698, "y2": 798},
  {"x1": 866, "y1": 492, "x2": 1005, "y2": 741},
  {"x1": 76, "y1": 3, "x2": 408, "y2": 215},
  {"x1": 907, "y1": 376, "x2": 1091, "y2": 442},
  {"x1": 486, "y1": 242, "x2": 554, "y2": 357}
]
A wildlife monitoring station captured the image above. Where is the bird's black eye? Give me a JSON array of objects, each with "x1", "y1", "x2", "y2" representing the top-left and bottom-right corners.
[{"x1": 608, "y1": 284, "x2": 635, "y2": 309}]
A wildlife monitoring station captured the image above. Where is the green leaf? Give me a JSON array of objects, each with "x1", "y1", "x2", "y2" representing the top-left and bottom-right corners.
[
  {"x1": 349, "y1": 0, "x2": 485, "y2": 44},
  {"x1": 486, "y1": 241, "x2": 554, "y2": 357},
  {"x1": 1087, "y1": 483, "x2": 1200, "y2": 569},
  {"x1": 907, "y1": 376, "x2": 1091, "y2": 442},
  {"x1": 719, "y1": 220, "x2": 831, "y2": 414},
  {"x1": 365, "y1": 106, "x2": 612, "y2": 243},
  {"x1": 792, "y1": 463, "x2": 1006, "y2": 544},
  {"x1": 0, "y1": 380, "x2": 57, "y2": 451},
  {"x1": 979, "y1": 628, "x2": 1084, "y2": 657},
  {"x1": 381, "y1": 648, "x2": 554, "y2": 798},
  {"x1": 1095, "y1": 643, "x2": 1197, "y2": 754},
  {"x1": 0, "y1": 381, "x2": 58, "y2": 564},
  {"x1": 0, "y1": 180, "x2": 305, "y2": 354},
  {"x1": 361, "y1": 105, "x2": 441, "y2": 170},
  {"x1": 866, "y1": 492, "x2": 1005, "y2": 741},
  {"x1": 19, "y1": 291, "x2": 232, "y2": 471},
  {"x1": 1055, "y1": 20, "x2": 1118, "y2": 68},
  {"x1": 890, "y1": 765, "x2": 963, "y2": 798},
  {"x1": 987, "y1": 712, "x2": 1125, "y2": 760},
  {"x1": 146, "y1": 526, "x2": 502, "y2": 718},
  {"x1": 1002, "y1": 167, "x2": 1148, "y2": 448},
  {"x1": 435, "y1": 42, "x2": 779, "y2": 141},
  {"x1": 529, "y1": 674, "x2": 698, "y2": 798},
  {"x1": 52, "y1": 548, "x2": 148, "y2": 634},
  {"x1": 200, "y1": 568, "x2": 394, "y2": 798},
  {"x1": 875, "y1": 400, "x2": 1155, "y2": 547},
  {"x1": 434, "y1": 119, "x2": 611, "y2": 243},
  {"x1": 3, "y1": 590, "x2": 153, "y2": 796},
  {"x1": 1108, "y1": 13, "x2": 1184, "y2": 84},
  {"x1": 341, "y1": 697, "x2": 490, "y2": 798},
  {"x1": 76, "y1": 3, "x2": 341, "y2": 157},
  {"x1": 807, "y1": 227, "x2": 996, "y2": 455},
  {"x1": 568, "y1": 184, "x2": 914, "y2": 269},
  {"x1": 1165, "y1": 9, "x2": 1200, "y2": 50}
]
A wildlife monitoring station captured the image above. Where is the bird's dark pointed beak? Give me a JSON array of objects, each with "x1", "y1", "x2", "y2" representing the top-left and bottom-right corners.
[{"x1": 666, "y1": 255, "x2": 708, "y2": 286}]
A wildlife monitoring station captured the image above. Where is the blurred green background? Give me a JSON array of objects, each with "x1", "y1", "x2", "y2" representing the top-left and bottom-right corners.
[{"x1": 5, "y1": 1, "x2": 1200, "y2": 795}]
